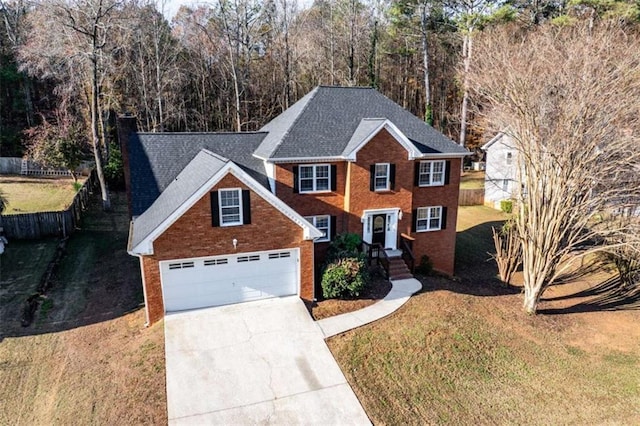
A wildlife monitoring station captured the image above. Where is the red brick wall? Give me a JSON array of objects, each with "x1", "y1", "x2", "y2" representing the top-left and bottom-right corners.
[
  {"x1": 411, "y1": 158, "x2": 461, "y2": 275},
  {"x1": 140, "y1": 173, "x2": 315, "y2": 325},
  {"x1": 271, "y1": 130, "x2": 462, "y2": 277},
  {"x1": 346, "y1": 129, "x2": 414, "y2": 239}
]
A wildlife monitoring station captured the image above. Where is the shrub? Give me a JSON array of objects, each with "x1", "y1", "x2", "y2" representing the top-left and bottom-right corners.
[
  {"x1": 415, "y1": 255, "x2": 433, "y2": 275},
  {"x1": 104, "y1": 142, "x2": 125, "y2": 190},
  {"x1": 326, "y1": 232, "x2": 362, "y2": 262},
  {"x1": 500, "y1": 199, "x2": 513, "y2": 214},
  {"x1": 321, "y1": 255, "x2": 369, "y2": 299},
  {"x1": 72, "y1": 181, "x2": 83, "y2": 192}
]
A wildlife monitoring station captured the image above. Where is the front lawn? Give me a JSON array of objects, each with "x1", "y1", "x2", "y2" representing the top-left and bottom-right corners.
[
  {"x1": 0, "y1": 175, "x2": 85, "y2": 213},
  {"x1": 328, "y1": 205, "x2": 640, "y2": 424}
]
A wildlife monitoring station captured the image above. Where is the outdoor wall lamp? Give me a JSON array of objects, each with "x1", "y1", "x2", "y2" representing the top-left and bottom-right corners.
[{"x1": 232, "y1": 238, "x2": 238, "y2": 249}]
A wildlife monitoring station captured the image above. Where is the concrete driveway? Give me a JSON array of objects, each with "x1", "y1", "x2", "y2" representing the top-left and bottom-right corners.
[{"x1": 164, "y1": 296, "x2": 371, "y2": 424}]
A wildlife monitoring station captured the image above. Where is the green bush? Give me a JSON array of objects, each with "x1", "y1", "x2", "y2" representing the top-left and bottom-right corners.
[
  {"x1": 326, "y1": 232, "x2": 362, "y2": 262},
  {"x1": 321, "y1": 255, "x2": 369, "y2": 299},
  {"x1": 415, "y1": 255, "x2": 433, "y2": 275},
  {"x1": 500, "y1": 199, "x2": 513, "y2": 214},
  {"x1": 104, "y1": 142, "x2": 125, "y2": 190}
]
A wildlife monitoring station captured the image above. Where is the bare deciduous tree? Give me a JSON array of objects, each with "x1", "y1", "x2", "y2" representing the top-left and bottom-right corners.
[
  {"x1": 491, "y1": 220, "x2": 522, "y2": 285},
  {"x1": 19, "y1": 0, "x2": 128, "y2": 210},
  {"x1": 470, "y1": 23, "x2": 640, "y2": 313}
]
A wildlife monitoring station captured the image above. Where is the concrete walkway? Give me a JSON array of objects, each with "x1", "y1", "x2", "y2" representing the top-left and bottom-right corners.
[{"x1": 317, "y1": 278, "x2": 423, "y2": 338}]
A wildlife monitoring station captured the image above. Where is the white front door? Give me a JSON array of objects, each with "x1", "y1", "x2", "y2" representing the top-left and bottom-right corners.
[
  {"x1": 362, "y1": 208, "x2": 399, "y2": 250},
  {"x1": 160, "y1": 249, "x2": 299, "y2": 312}
]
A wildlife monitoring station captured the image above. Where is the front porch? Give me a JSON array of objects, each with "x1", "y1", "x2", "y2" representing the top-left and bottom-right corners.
[{"x1": 362, "y1": 233, "x2": 416, "y2": 281}]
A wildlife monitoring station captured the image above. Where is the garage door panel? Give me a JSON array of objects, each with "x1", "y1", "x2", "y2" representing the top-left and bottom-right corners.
[{"x1": 161, "y1": 250, "x2": 299, "y2": 312}]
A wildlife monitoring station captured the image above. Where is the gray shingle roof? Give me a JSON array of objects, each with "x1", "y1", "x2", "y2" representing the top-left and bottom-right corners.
[
  {"x1": 128, "y1": 132, "x2": 268, "y2": 216},
  {"x1": 130, "y1": 149, "x2": 229, "y2": 250},
  {"x1": 254, "y1": 86, "x2": 467, "y2": 160}
]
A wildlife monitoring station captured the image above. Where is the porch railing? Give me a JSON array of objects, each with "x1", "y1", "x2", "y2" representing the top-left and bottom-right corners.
[{"x1": 400, "y1": 233, "x2": 416, "y2": 273}]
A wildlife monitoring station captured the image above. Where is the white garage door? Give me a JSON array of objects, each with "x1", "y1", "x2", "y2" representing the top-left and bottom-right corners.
[{"x1": 161, "y1": 249, "x2": 299, "y2": 312}]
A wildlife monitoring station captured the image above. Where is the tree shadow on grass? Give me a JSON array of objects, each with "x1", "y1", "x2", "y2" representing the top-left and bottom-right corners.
[
  {"x1": 432, "y1": 219, "x2": 520, "y2": 297},
  {"x1": 0, "y1": 192, "x2": 143, "y2": 341},
  {"x1": 539, "y1": 276, "x2": 640, "y2": 314}
]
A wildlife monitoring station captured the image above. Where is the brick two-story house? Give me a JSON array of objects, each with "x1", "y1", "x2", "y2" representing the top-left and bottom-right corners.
[{"x1": 122, "y1": 86, "x2": 468, "y2": 325}]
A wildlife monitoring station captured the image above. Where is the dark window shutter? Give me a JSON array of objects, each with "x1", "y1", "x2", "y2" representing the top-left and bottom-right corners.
[
  {"x1": 411, "y1": 209, "x2": 417, "y2": 232},
  {"x1": 369, "y1": 165, "x2": 375, "y2": 191},
  {"x1": 441, "y1": 207, "x2": 448, "y2": 230},
  {"x1": 389, "y1": 164, "x2": 396, "y2": 190},
  {"x1": 330, "y1": 216, "x2": 337, "y2": 240},
  {"x1": 211, "y1": 191, "x2": 220, "y2": 227},
  {"x1": 444, "y1": 160, "x2": 451, "y2": 185},
  {"x1": 331, "y1": 165, "x2": 337, "y2": 191},
  {"x1": 414, "y1": 162, "x2": 420, "y2": 186},
  {"x1": 242, "y1": 190, "x2": 251, "y2": 225},
  {"x1": 293, "y1": 166, "x2": 299, "y2": 193}
]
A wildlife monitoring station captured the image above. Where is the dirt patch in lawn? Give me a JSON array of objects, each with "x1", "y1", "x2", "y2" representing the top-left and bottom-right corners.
[
  {"x1": 328, "y1": 206, "x2": 640, "y2": 424},
  {"x1": 310, "y1": 267, "x2": 392, "y2": 320},
  {"x1": 0, "y1": 191, "x2": 166, "y2": 424},
  {"x1": 0, "y1": 174, "x2": 86, "y2": 213}
]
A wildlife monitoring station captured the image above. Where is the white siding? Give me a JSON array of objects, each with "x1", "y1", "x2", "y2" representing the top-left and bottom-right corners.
[{"x1": 483, "y1": 134, "x2": 517, "y2": 209}]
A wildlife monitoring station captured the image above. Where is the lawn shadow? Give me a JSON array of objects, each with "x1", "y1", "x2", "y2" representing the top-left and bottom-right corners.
[
  {"x1": 0, "y1": 192, "x2": 143, "y2": 341},
  {"x1": 539, "y1": 276, "x2": 640, "y2": 315},
  {"x1": 441, "y1": 218, "x2": 519, "y2": 297}
]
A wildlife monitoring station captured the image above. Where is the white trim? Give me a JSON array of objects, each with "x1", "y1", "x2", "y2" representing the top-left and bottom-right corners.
[
  {"x1": 481, "y1": 129, "x2": 510, "y2": 151},
  {"x1": 218, "y1": 188, "x2": 243, "y2": 227},
  {"x1": 361, "y1": 207, "x2": 401, "y2": 250},
  {"x1": 138, "y1": 256, "x2": 150, "y2": 327},
  {"x1": 129, "y1": 162, "x2": 323, "y2": 255},
  {"x1": 257, "y1": 152, "x2": 467, "y2": 163},
  {"x1": 264, "y1": 160, "x2": 276, "y2": 194},
  {"x1": 344, "y1": 120, "x2": 422, "y2": 161}
]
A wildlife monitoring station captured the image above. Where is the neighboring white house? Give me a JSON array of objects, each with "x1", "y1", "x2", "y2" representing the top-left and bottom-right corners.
[{"x1": 481, "y1": 132, "x2": 517, "y2": 209}]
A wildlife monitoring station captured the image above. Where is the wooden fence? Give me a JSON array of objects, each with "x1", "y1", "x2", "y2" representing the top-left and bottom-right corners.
[
  {"x1": 0, "y1": 172, "x2": 97, "y2": 240},
  {"x1": 459, "y1": 188, "x2": 485, "y2": 206}
]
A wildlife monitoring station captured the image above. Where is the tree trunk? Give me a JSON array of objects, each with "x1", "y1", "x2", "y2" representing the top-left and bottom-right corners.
[
  {"x1": 459, "y1": 32, "x2": 472, "y2": 147},
  {"x1": 420, "y1": 4, "x2": 431, "y2": 125},
  {"x1": 91, "y1": 54, "x2": 110, "y2": 211},
  {"x1": 522, "y1": 284, "x2": 541, "y2": 314}
]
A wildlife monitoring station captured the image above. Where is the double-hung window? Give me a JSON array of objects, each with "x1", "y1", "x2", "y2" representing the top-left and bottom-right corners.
[
  {"x1": 418, "y1": 160, "x2": 445, "y2": 186},
  {"x1": 305, "y1": 215, "x2": 331, "y2": 242},
  {"x1": 219, "y1": 189, "x2": 242, "y2": 226},
  {"x1": 299, "y1": 164, "x2": 330, "y2": 193},
  {"x1": 374, "y1": 163, "x2": 390, "y2": 191},
  {"x1": 416, "y1": 206, "x2": 442, "y2": 232}
]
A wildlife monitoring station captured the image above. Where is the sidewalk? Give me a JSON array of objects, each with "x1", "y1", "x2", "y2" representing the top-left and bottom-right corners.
[{"x1": 316, "y1": 278, "x2": 423, "y2": 338}]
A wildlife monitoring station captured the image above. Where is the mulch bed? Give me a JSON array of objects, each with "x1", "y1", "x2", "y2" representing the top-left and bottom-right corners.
[{"x1": 309, "y1": 266, "x2": 393, "y2": 320}]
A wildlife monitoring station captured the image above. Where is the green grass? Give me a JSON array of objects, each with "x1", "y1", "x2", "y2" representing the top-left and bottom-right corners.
[
  {"x1": 328, "y1": 205, "x2": 640, "y2": 424},
  {"x1": 460, "y1": 171, "x2": 485, "y2": 189},
  {"x1": 0, "y1": 175, "x2": 84, "y2": 213},
  {"x1": 0, "y1": 239, "x2": 59, "y2": 328}
]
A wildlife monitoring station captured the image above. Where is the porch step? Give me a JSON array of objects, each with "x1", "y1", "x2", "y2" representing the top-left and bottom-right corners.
[{"x1": 387, "y1": 257, "x2": 413, "y2": 281}]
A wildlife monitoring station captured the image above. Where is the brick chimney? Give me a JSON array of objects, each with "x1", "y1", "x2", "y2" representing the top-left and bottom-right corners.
[{"x1": 116, "y1": 114, "x2": 137, "y2": 219}]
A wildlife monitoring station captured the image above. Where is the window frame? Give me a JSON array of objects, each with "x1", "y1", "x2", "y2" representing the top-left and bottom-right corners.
[
  {"x1": 374, "y1": 163, "x2": 391, "y2": 191},
  {"x1": 218, "y1": 188, "x2": 243, "y2": 227},
  {"x1": 415, "y1": 206, "x2": 443, "y2": 232},
  {"x1": 418, "y1": 160, "x2": 446, "y2": 187},
  {"x1": 506, "y1": 152, "x2": 513, "y2": 165},
  {"x1": 305, "y1": 215, "x2": 331, "y2": 243},
  {"x1": 298, "y1": 164, "x2": 331, "y2": 194}
]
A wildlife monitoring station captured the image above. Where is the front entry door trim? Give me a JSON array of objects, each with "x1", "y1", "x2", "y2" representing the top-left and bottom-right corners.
[{"x1": 361, "y1": 208, "x2": 401, "y2": 250}]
